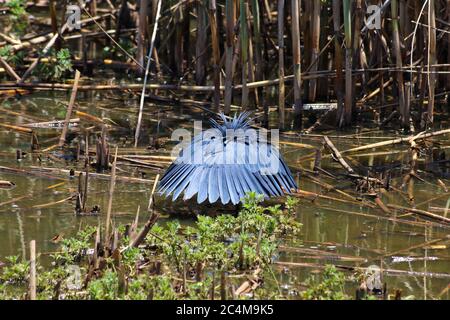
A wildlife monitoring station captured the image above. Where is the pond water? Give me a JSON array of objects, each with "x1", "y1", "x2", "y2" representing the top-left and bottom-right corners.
[{"x1": 0, "y1": 88, "x2": 449, "y2": 300}]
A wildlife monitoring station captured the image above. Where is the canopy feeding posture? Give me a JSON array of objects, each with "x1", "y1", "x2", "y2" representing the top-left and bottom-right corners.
[{"x1": 158, "y1": 113, "x2": 298, "y2": 205}]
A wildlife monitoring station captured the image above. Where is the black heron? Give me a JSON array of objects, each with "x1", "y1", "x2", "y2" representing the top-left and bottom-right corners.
[{"x1": 158, "y1": 112, "x2": 298, "y2": 205}]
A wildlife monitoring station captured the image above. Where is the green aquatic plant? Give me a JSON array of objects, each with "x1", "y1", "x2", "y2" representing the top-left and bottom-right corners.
[
  {"x1": 0, "y1": 255, "x2": 29, "y2": 285},
  {"x1": 153, "y1": 192, "x2": 301, "y2": 274},
  {"x1": 88, "y1": 270, "x2": 119, "y2": 300},
  {"x1": 0, "y1": 46, "x2": 12, "y2": 60},
  {"x1": 52, "y1": 226, "x2": 96, "y2": 265},
  {"x1": 0, "y1": 45, "x2": 25, "y2": 68},
  {"x1": 36, "y1": 266, "x2": 73, "y2": 300},
  {"x1": 34, "y1": 49, "x2": 74, "y2": 82},
  {"x1": 6, "y1": 0, "x2": 27, "y2": 18},
  {"x1": 6, "y1": 0, "x2": 28, "y2": 34},
  {"x1": 302, "y1": 265, "x2": 348, "y2": 300}
]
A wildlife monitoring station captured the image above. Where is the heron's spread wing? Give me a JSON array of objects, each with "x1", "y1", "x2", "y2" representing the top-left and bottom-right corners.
[
  {"x1": 159, "y1": 113, "x2": 297, "y2": 204},
  {"x1": 158, "y1": 130, "x2": 298, "y2": 205}
]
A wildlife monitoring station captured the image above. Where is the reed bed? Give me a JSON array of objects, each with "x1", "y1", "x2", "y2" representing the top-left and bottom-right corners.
[{"x1": 1, "y1": 0, "x2": 450, "y2": 132}]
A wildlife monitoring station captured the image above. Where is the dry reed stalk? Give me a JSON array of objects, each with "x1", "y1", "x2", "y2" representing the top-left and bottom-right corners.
[
  {"x1": 0, "y1": 56, "x2": 20, "y2": 81},
  {"x1": 147, "y1": 174, "x2": 160, "y2": 211},
  {"x1": 29, "y1": 240, "x2": 36, "y2": 300}
]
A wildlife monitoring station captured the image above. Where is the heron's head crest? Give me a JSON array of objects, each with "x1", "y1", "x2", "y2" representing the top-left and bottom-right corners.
[{"x1": 210, "y1": 112, "x2": 252, "y2": 134}]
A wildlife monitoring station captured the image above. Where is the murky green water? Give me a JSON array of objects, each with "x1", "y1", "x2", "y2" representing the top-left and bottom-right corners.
[{"x1": 0, "y1": 90, "x2": 449, "y2": 300}]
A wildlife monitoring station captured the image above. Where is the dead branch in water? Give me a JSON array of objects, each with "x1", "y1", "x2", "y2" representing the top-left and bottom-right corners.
[
  {"x1": 388, "y1": 204, "x2": 450, "y2": 224},
  {"x1": 58, "y1": 70, "x2": 81, "y2": 147}
]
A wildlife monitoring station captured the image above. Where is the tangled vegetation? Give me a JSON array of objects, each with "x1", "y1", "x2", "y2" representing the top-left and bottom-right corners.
[
  {"x1": 0, "y1": 193, "x2": 311, "y2": 300},
  {"x1": 301, "y1": 265, "x2": 348, "y2": 300}
]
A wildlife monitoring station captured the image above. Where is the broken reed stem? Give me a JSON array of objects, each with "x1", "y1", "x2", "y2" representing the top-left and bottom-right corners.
[
  {"x1": 388, "y1": 204, "x2": 450, "y2": 224},
  {"x1": 82, "y1": 133, "x2": 89, "y2": 212},
  {"x1": 105, "y1": 146, "x2": 118, "y2": 246},
  {"x1": 29, "y1": 240, "x2": 36, "y2": 300},
  {"x1": 0, "y1": 56, "x2": 21, "y2": 81},
  {"x1": 129, "y1": 174, "x2": 161, "y2": 248},
  {"x1": 147, "y1": 174, "x2": 160, "y2": 211},
  {"x1": 130, "y1": 211, "x2": 159, "y2": 249},
  {"x1": 58, "y1": 70, "x2": 81, "y2": 148},
  {"x1": 341, "y1": 129, "x2": 450, "y2": 154},
  {"x1": 323, "y1": 136, "x2": 354, "y2": 174}
]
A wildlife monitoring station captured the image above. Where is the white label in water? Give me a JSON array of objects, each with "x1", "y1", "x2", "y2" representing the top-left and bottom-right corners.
[{"x1": 302, "y1": 103, "x2": 337, "y2": 111}]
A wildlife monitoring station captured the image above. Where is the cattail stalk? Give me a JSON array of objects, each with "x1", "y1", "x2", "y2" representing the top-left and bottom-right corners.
[
  {"x1": 308, "y1": 0, "x2": 320, "y2": 102},
  {"x1": 343, "y1": 0, "x2": 353, "y2": 126},
  {"x1": 240, "y1": 0, "x2": 249, "y2": 109},
  {"x1": 175, "y1": 4, "x2": 184, "y2": 76},
  {"x1": 246, "y1": 5, "x2": 259, "y2": 110},
  {"x1": 278, "y1": 0, "x2": 286, "y2": 129},
  {"x1": 291, "y1": 0, "x2": 302, "y2": 128},
  {"x1": 332, "y1": 0, "x2": 344, "y2": 126},
  {"x1": 224, "y1": 0, "x2": 236, "y2": 114},
  {"x1": 391, "y1": 0, "x2": 407, "y2": 129},
  {"x1": 251, "y1": 0, "x2": 263, "y2": 82},
  {"x1": 196, "y1": 1, "x2": 207, "y2": 85},
  {"x1": 427, "y1": 0, "x2": 436, "y2": 127},
  {"x1": 209, "y1": 0, "x2": 221, "y2": 111},
  {"x1": 136, "y1": 0, "x2": 148, "y2": 76}
]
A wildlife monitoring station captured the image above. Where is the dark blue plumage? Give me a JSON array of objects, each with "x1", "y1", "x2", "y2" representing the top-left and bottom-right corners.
[{"x1": 158, "y1": 113, "x2": 298, "y2": 205}]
